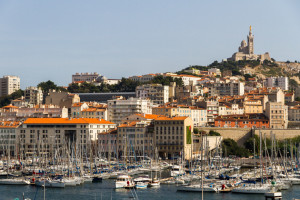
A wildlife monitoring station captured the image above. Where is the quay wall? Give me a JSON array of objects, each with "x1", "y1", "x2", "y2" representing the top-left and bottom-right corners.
[
  {"x1": 196, "y1": 127, "x2": 252, "y2": 146},
  {"x1": 196, "y1": 127, "x2": 300, "y2": 146},
  {"x1": 253, "y1": 129, "x2": 300, "y2": 140}
]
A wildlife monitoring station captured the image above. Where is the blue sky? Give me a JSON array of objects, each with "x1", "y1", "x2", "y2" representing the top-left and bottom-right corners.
[{"x1": 0, "y1": 0, "x2": 299, "y2": 88}]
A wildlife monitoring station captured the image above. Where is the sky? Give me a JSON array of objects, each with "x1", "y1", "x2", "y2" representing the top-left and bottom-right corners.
[{"x1": 0, "y1": 0, "x2": 299, "y2": 88}]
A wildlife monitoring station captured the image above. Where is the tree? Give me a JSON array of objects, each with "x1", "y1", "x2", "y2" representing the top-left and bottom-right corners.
[
  {"x1": 222, "y1": 139, "x2": 250, "y2": 157},
  {"x1": 37, "y1": 80, "x2": 59, "y2": 93},
  {"x1": 296, "y1": 97, "x2": 300, "y2": 102},
  {"x1": 289, "y1": 79, "x2": 299, "y2": 89},
  {"x1": 209, "y1": 130, "x2": 221, "y2": 136},
  {"x1": 0, "y1": 89, "x2": 24, "y2": 107}
]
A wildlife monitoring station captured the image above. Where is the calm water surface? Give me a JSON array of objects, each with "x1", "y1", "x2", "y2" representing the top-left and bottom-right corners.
[{"x1": 1, "y1": 180, "x2": 300, "y2": 200}]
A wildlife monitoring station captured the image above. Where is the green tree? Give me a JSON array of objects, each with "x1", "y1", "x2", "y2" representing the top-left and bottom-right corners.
[{"x1": 0, "y1": 89, "x2": 24, "y2": 107}]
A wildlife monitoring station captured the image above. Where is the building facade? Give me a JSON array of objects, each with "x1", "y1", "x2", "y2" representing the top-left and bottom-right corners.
[
  {"x1": 136, "y1": 84, "x2": 169, "y2": 105},
  {"x1": 18, "y1": 118, "x2": 116, "y2": 158},
  {"x1": 24, "y1": 87, "x2": 43, "y2": 105},
  {"x1": 265, "y1": 102, "x2": 288, "y2": 129},
  {"x1": 153, "y1": 116, "x2": 193, "y2": 160},
  {"x1": 0, "y1": 76, "x2": 20, "y2": 97},
  {"x1": 107, "y1": 97, "x2": 153, "y2": 125}
]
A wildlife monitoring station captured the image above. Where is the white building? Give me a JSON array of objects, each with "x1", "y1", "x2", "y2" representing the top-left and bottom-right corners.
[
  {"x1": 107, "y1": 97, "x2": 153, "y2": 125},
  {"x1": 266, "y1": 77, "x2": 289, "y2": 91},
  {"x1": 208, "y1": 68, "x2": 221, "y2": 76},
  {"x1": 24, "y1": 87, "x2": 43, "y2": 105},
  {"x1": 218, "y1": 103, "x2": 244, "y2": 116},
  {"x1": 136, "y1": 84, "x2": 169, "y2": 105},
  {"x1": 191, "y1": 107, "x2": 207, "y2": 127},
  {"x1": 0, "y1": 76, "x2": 20, "y2": 97}
]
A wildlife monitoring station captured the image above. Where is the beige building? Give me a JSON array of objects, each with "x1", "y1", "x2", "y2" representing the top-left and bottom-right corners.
[
  {"x1": 244, "y1": 99, "x2": 264, "y2": 114},
  {"x1": 265, "y1": 102, "x2": 288, "y2": 129},
  {"x1": 72, "y1": 72, "x2": 99, "y2": 83},
  {"x1": 18, "y1": 118, "x2": 116, "y2": 158},
  {"x1": 45, "y1": 90, "x2": 80, "y2": 108},
  {"x1": 153, "y1": 116, "x2": 193, "y2": 160},
  {"x1": 24, "y1": 86, "x2": 43, "y2": 105},
  {"x1": 0, "y1": 76, "x2": 20, "y2": 97},
  {"x1": 117, "y1": 121, "x2": 154, "y2": 159}
]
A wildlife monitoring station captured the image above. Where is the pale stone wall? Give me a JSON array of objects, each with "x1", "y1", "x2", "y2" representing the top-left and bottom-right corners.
[
  {"x1": 253, "y1": 129, "x2": 300, "y2": 140},
  {"x1": 196, "y1": 127, "x2": 252, "y2": 146}
]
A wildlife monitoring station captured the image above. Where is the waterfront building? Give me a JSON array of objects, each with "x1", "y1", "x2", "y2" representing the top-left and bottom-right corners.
[
  {"x1": 0, "y1": 121, "x2": 20, "y2": 157},
  {"x1": 117, "y1": 121, "x2": 154, "y2": 159},
  {"x1": 153, "y1": 116, "x2": 193, "y2": 160},
  {"x1": 0, "y1": 76, "x2": 20, "y2": 97},
  {"x1": 97, "y1": 128, "x2": 118, "y2": 158},
  {"x1": 17, "y1": 118, "x2": 116, "y2": 158}
]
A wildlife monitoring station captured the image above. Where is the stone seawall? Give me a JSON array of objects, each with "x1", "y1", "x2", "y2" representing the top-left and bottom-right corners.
[
  {"x1": 196, "y1": 127, "x2": 252, "y2": 146},
  {"x1": 196, "y1": 128, "x2": 300, "y2": 146},
  {"x1": 253, "y1": 129, "x2": 300, "y2": 140}
]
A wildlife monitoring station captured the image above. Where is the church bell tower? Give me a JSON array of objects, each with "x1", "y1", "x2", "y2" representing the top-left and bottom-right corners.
[{"x1": 247, "y1": 25, "x2": 254, "y2": 55}]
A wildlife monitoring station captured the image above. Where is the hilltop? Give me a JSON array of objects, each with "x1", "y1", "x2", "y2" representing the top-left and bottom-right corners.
[{"x1": 178, "y1": 60, "x2": 300, "y2": 83}]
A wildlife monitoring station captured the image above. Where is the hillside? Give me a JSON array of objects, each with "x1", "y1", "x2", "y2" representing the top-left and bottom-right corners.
[{"x1": 178, "y1": 60, "x2": 300, "y2": 81}]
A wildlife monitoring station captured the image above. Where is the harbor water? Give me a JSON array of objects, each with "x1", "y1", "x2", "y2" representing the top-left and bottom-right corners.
[{"x1": 0, "y1": 180, "x2": 300, "y2": 200}]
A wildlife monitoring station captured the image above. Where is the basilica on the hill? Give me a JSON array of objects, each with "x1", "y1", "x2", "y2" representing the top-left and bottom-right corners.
[{"x1": 227, "y1": 26, "x2": 271, "y2": 62}]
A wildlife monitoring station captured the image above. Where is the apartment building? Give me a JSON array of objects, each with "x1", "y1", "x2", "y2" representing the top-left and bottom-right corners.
[
  {"x1": 71, "y1": 103, "x2": 89, "y2": 118},
  {"x1": 244, "y1": 100, "x2": 264, "y2": 114},
  {"x1": 18, "y1": 118, "x2": 116, "y2": 158},
  {"x1": 97, "y1": 129, "x2": 117, "y2": 158},
  {"x1": 107, "y1": 97, "x2": 152, "y2": 125},
  {"x1": 0, "y1": 121, "x2": 20, "y2": 157},
  {"x1": 153, "y1": 116, "x2": 193, "y2": 160},
  {"x1": 265, "y1": 102, "x2": 288, "y2": 129},
  {"x1": 24, "y1": 87, "x2": 43, "y2": 105},
  {"x1": 80, "y1": 108, "x2": 108, "y2": 120},
  {"x1": 266, "y1": 76, "x2": 289, "y2": 91},
  {"x1": 288, "y1": 105, "x2": 300, "y2": 121},
  {"x1": 0, "y1": 76, "x2": 20, "y2": 97},
  {"x1": 136, "y1": 84, "x2": 169, "y2": 105},
  {"x1": 218, "y1": 103, "x2": 244, "y2": 116},
  {"x1": 197, "y1": 100, "x2": 219, "y2": 125},
  {"x1": 0, "y1": 105, "x2": 68, "y2": 121},
  {"x1": 117, "y1": 121, "x2": 154, "y2": 158},
  {"x1": 152, "y1": 105, "x2": 207, "y2": 127},
  {"x1": 214, "y1": 114, "x2": 269, "y2": 128},
  {"x1": 206, "y1": 82, "x2": 245, "y2": 96}
]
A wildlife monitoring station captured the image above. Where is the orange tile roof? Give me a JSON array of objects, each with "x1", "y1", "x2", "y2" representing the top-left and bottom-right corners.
[
  {"x1": 118, "y1": 121, "x2": 138, "y2": 127},
  {"x1": 2, "y1": 105, "x2": 18, "y2": 109},
  {"x1": 135, "y1": 114, "x2": 163, "y2": 119},
  {"x1": 23, "y1": 118, "x2": 114, "y2": 124},
  {"x1": 0, "y1": 121, "x2": 21, "y2": 128},
  {"x1": 155, "y1": 116, "x2": 188, "y2": 121},
  {"x1": 72, "y1": 103, "x2": 83, "y2": 107}
]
